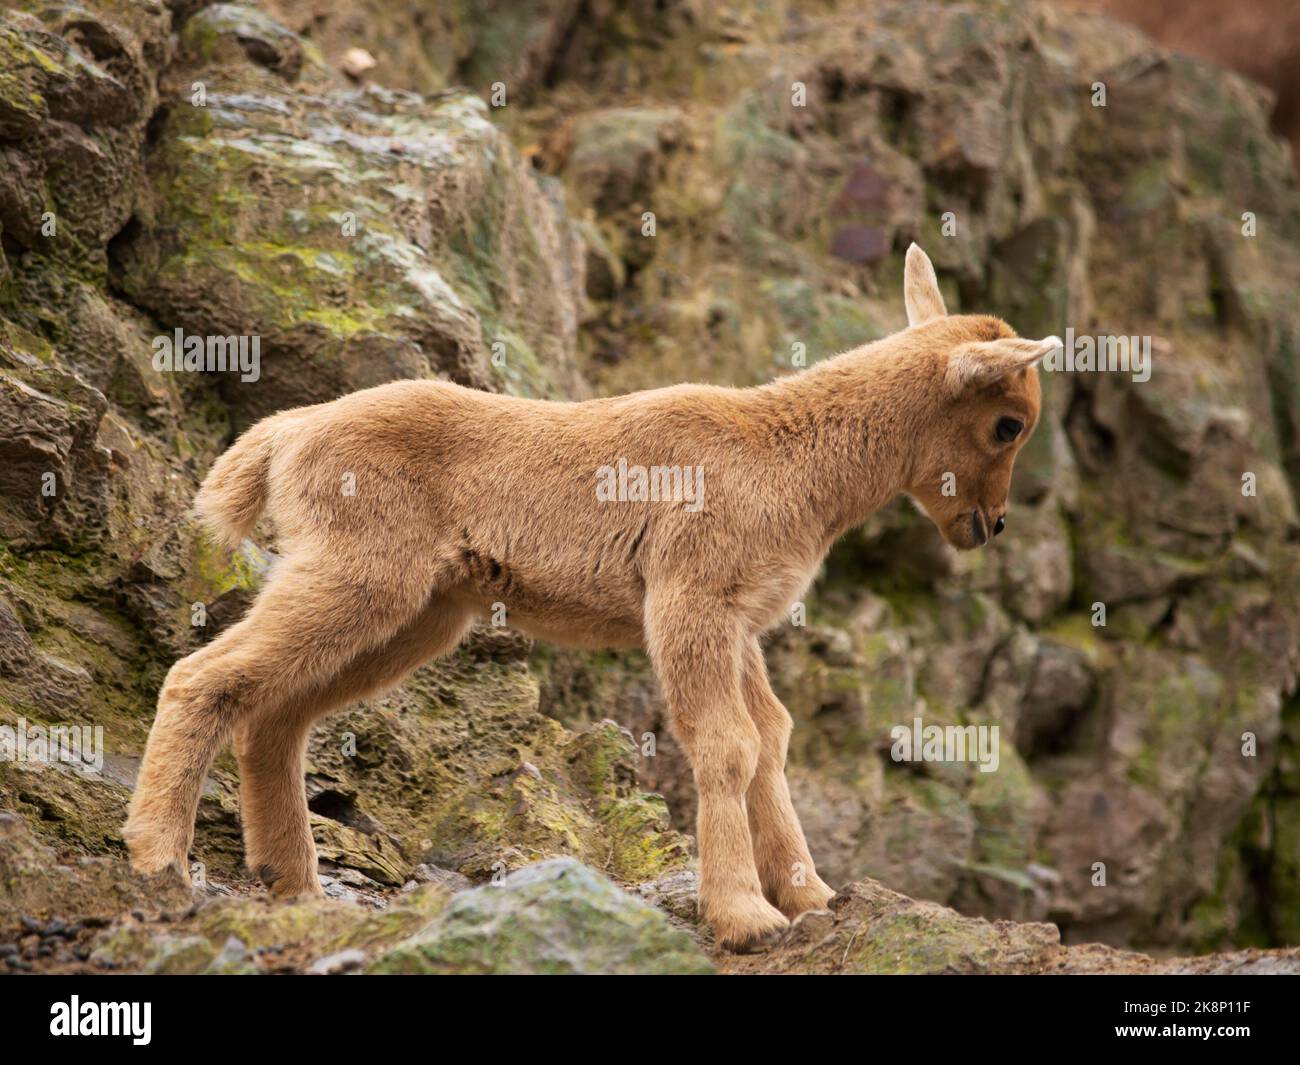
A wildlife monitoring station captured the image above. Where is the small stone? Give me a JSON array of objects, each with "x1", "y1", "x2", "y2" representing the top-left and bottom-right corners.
[
  {"x1": 206, "y1": 936, "x2": 256, "y2": 975},
  {"x1": 307, "y1": 948, "x2": 366, "y2": 975},
  {"x1": 340, "y1": 48, "x2": 376, "y2": 79},
  {"x1": 405, "y1": 864, "x2": 472, "y2": 893}
]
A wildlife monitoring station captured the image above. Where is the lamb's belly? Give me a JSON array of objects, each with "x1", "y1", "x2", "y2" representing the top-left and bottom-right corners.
[
  {"x1": 509, "y1": 611, "x2": 645, "y2": 650},
  {"x1": 455, "y1": 565, "x2": 646, "y2": 651}
]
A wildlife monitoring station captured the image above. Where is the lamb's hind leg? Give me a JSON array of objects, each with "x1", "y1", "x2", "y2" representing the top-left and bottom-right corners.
[
  {"x1": 124, "y1": 556, "x2": 432, "y2": 880},
  {"x1": 740, "y1": 639, "x2": 835, "y2": 919},
  {"x1": 233, "y1": 596, "x2": 472, "y2": 897}
]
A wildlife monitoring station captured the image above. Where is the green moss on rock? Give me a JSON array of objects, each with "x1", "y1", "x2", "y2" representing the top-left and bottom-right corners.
[{"x1": 368, "y1": 858, "x2": 713, "y2": 974}]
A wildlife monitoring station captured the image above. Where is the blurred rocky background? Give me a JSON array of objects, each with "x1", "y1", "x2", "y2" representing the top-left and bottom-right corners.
[{"x1": 1, "y1": 0, "x2": 1297, "y2": 974}]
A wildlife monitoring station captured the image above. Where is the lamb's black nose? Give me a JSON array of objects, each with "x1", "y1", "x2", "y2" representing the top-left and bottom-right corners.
[{"x1": 993, "y1": 515, "x2": 1005, "y2": 536}]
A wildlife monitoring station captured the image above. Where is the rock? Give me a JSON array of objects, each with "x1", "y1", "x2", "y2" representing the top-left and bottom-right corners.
[
  {"x1": 1016, "y1": 639, "x2": 1096, "y2": 756},
  {"x1": 734, "y1": 876, "x2": 1064, "y2": 975},
  {"x1": 0, "y1": 814, "x2": 191, "y2": 931},
  {"x1": 564, "y1": 108, "x2": 685, "y2": 216},
  {"x1": 632, "y1": 869, "x2": 702, "y2": 926},
  {"x1": 0, "y1": 329, "x2": 111, "y2": 547},
  {"x1": 258, "y1": 0, "x2": 591, "y2": 99},
  {"x1": 559, "y1": 106, "x2": 686, "y2": 276},
  {"x1": 367, "y1": 859, "x2": 714, "y2": 975},
  {"x1": 114, "y1": 76, "x2": 587, "y2": 423},
  {"x1": 996, "y1": 504, "x2": 1074, "y2": 624},
  {"x1": 724, "y1": 872, "x2": 1300, "y2": 975},
  {"x1": 0, "y1": 2, "x2": 169, "y2": 270},
  {"x1": 204, "y1": 935, "x2": 253, "y2": 974},
  {"x1": 299, "y1": 662, "x2": 690, "y2": 890},
  {"x1": 85, "y1": 879, "x2": 454, "y2": 974},
  {"x1": 403, "y1": 864, "x2": 472, "y2": 893},
  {"x1": 180, "y1": 4, "x2": 314, "y2": 84},
  {"x1": 829, "y1": 225, "x2": 889, "y2": 264}
]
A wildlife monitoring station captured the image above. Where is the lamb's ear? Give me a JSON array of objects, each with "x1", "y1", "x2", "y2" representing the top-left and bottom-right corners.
[
  {"x1": 946, "y1": 335, "x2": 1061, "y2": 392},
  {"x1": 904, "y1": 243, "x2": 947, "y2": 326}
]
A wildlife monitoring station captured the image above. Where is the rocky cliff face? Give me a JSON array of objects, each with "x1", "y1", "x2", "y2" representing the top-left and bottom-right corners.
[{"x1": 1, "y1": 0, "x2": 1298, "y2": 974}]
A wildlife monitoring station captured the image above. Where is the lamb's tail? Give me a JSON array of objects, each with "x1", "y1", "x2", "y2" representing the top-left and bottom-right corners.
[{"x1": 193, "y1": 414, "x2": 292, "y2": 548}]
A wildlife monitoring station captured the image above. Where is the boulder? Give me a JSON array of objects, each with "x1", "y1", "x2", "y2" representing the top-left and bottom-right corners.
[{"x1": 368, "y1": 858, "x2": 714, "y2": 975}]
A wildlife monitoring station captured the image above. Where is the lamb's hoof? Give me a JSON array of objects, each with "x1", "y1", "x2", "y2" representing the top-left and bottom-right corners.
[
  {"x1": 124, "y1": 838, "x2": 191, "y2": 887},
  {"x1": 254, "y1": 863, "x2": 324, "y2": 899},
  {"x1": 710, "y1": 895, "x2": 791, "y2": 954},
  {"x1": 727, "y1": 923, "x2": 788, "y2": 955},
  {"x1": 141, "y1": 859, "x2": 190, "y2": 888}
]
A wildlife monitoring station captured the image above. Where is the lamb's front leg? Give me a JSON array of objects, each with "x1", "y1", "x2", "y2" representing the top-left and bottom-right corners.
[
  {"x1": 740, "y1": 639, "x2": 835, "y2": 919},
  {"x1": 646, "y1": 596, "x2": 788, "y2": 952}
]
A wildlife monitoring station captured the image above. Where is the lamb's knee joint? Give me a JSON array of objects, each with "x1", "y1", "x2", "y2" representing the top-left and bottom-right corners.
[{"x1": 694, "y1": 727, "x2": 762, "y2": 796}]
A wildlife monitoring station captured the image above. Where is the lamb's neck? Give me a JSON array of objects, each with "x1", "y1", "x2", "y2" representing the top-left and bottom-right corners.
[{"x1": 753, "y1": 346, "x2": 928, "y2": 537}]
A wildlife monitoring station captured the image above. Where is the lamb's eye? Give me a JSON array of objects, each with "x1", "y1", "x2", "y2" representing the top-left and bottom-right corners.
[{"x1": 996, "y1": 417, "x2": 1023, "y2": 443}]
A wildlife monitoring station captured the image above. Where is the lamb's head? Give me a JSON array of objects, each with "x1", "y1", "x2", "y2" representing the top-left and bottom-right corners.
[{"x1": 897, "y1": 243, "x2": 1059, "y2": 551}]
